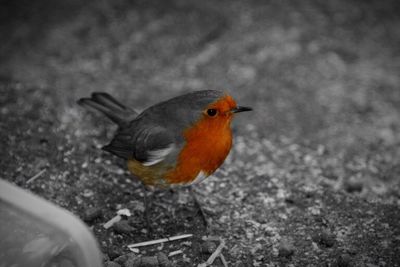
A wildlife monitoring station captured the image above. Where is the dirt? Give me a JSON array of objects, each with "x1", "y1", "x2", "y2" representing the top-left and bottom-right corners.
[{"x1": 1, "y1": 0, "x2": 400, "y2": 266}]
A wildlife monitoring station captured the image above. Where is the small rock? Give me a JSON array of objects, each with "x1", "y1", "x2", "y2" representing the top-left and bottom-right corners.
[
  {"x1": 83, "y1": 189, "x2": 94, "y2": 198},
  {"x1": 83, "y1": 207, "x2": 102, "y2": 223},
  {"x1": 139, "y1": 256, "x2": 158, "y2": 267},
  {"x1": 320, "y1": 229, "x2": 336, "y2": 247},
  {"x1": 113, "y1": 253, "x2": 132, "y2": 265},
  {"x1": 278, "y1": 238, "x2": 295, "y2": 257},
  {"x1": 113, "y1": 221, "x2": 135, "y2": 234},
  {"x1": 125, "y1": 257, "x2": 141, "y2": 267},
  {"x1": 344, "y1": 179, "x2": 363, "y2": 193},
  {"x1": 201, "y1": 241, "x2": 217, "y2": 254},
  {"x1": 284, "y1": 197, "x2": 295, "y2": 205},
  {"x1": 313, "y1": 229, "x2": 336, "y2": 247},
  {"x1": 337, "y1": 253, "x2": 352, "y2": 267},
  {"x1": 105, "y1": 262, "x2": 122, "y2": 267},
  {"x1": 107, "y1": 249, "x2": 121, "y2": 261},
  {"x1": 346, "y1": 247, "x2": 358, "y2": 255},
  {"x1": 102, "y1": 253, "x2": 110, "y2": 262},
  {"x1": 157, "y1": 252, "x2": 172, "y2": 267}
]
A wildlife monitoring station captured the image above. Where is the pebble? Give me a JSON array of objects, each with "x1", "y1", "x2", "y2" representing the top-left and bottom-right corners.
[
  {"x1": 107, "y1": 249, "x2": 122, "y2": 261},
  {"x1": 136, "y1": 256, "x2": 158, "y2": 267},
  {"x1": 113, "y1": 221, "x2": 135, "y2": 234},
  {"x1": 157, "y1": 252, "x2": 173, "y2": 267},
  {"x1": 344, "y1": 179, "x2": 363, "y2": 193},
  {"x1": 337, "y1": 253, "x2": 352, "y2": 267},
  {"x1": 278, "y1": 238, "x2": 295, "y2": 257},
  {"x1": 83, "y1": 207, "x2": 102, "y2": 223},
  {"x1": 113, "y1": 253, "x2": 133, "y2": 265},
  {"x1": 201, "y1": 241, "x2": 217, "y2": 254},
  {"x1": 125, "y1": 254, "x2": 141, "y2": 267},
  {"x1": 313, "y1": 229, "x2": 336, "y2": 247}
]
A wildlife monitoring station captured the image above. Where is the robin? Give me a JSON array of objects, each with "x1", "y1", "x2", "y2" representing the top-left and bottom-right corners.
[
  {"x1": 78, "y1": 90, "x2": 252, "y2": 226},
  {"x1": 78, "y1": 90, "x2": 252, "y2": 188}
]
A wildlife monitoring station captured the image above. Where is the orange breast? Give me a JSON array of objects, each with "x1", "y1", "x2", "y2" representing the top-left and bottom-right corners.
[{"x1": 165, "y1": 112, "x2": 233, "y2": 185}]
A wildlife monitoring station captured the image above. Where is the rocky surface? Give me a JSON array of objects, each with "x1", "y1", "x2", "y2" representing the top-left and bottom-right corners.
[{"x1": 1, "y1": 0, "x2": 399, "y2": 266}]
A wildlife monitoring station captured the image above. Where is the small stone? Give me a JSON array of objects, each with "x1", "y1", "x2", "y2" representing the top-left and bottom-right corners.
[
  {"x1": 284, "y1": 197, "x2": 295, "y2": 205},
  {"x1": 201, "y1": 241, "x2": 217, "y2": 254},
  {"x1": 157, "y1": 252, "x2": 172, "y2": 267},
  {"x1": 113, "y1": 253, "x2": 132, "y2": 265},
  {"x1": 105, "y1": 262, "x2": 122, "y2": 267},
  {"x1": 139, "y1": 256, "x2": 158, "y2": 267},
  {"x1": 125, "y1": 257, "x2": 141, "y2": 267},
  {"x1": 337, "y1": 253, "x2": 352, "y2": 267},
  {"x1": 103, "y1": 253, "x2": 110, "y2": 262},
  {"x1": 107, "y1": 249, "x2": 121, "y2": 261},
  {"x1": 278, "y1": 238, "x2": 295, "y2": 257},
  {"x1": 344, "y1": 179, "x2": 363, "y2": 193},
  {"x1": 82, "y1": 189, "x2": 94, "y2": 198},
  {"x1": 83, "y1": 207, "x2": 102, "y2": 223},
  {"x1": 320, "y1": 230, "x2": 336, "y2": 247},
  {"x1": 113, "y1": 221, "x2": 135, "y2": 234},
  {"x1": 313, "y1": 229, "x2": 336, "y2": 247}
]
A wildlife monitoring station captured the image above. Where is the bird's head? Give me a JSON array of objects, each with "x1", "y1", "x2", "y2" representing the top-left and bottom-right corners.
[
  {"x1": 168, "y1": 90, "x2": 252, "y2": 131},
  {"x1": 145, "y1": 90, "x2": 252, "y2": 132},
  {"x1": 201, "y1": 92, "x2": 252, "y2": 121}
]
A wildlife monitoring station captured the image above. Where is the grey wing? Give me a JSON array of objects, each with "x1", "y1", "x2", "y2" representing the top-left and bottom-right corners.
[{"x1": 103, "y1": 124, "x2": 177, "y2": 166}]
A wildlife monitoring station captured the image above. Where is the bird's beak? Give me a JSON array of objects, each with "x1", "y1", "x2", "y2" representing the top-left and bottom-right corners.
[{"x1": 231, "y1": 106, "x2": 252, "y2": 113}]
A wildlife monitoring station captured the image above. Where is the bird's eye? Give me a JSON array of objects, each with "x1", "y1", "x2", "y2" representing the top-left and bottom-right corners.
[{"x1": 206, "y1": 108, "x2": 218, "y2": 117}]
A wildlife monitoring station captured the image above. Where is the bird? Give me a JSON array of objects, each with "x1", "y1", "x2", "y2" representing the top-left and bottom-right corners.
[{"x1": 78, "y1": 90, "x2": 252, "y2": 188}]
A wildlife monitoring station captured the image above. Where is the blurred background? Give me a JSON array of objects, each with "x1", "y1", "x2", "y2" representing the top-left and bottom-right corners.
[
  {"x1": 0, "y1": 0, "x2": 400, "y2": 265},
  {"x1": 1, "y1": 0, "x2": 399, "y2": 150}
]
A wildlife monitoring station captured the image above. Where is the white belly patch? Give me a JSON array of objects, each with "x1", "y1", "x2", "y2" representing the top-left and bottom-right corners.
[{"x1": 188, "y1": 170, "x2": 209, "y2": 185}]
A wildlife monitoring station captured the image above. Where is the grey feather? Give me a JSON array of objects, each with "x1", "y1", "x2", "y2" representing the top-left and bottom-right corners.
[{"x1": 81, "y1": 90, "x2": 224, "y2": 164}]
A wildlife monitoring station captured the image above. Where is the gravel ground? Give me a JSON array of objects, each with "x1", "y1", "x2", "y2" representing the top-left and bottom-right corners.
[{"x1": 1, "y1": 0, "x2": 400, "y2": 266}]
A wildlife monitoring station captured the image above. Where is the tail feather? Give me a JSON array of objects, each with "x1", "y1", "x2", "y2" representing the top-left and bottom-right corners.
[
  {"x1": 91, "y1": 92, "x2": 131, "y2": 112},
  {"x1": 78, "y1": 92, "x2": 138, "y2": 126}
]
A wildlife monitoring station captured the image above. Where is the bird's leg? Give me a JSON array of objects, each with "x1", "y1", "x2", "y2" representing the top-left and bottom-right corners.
[
  {"x1": 169, "y1": 188, "x2": 177, "y2": 221},
  {"x1": 189, "y1": 186, "x2": 209, "y2": 228},
  {"x1": 143, "y1": 185, "x2": 154, "y2": 236}
]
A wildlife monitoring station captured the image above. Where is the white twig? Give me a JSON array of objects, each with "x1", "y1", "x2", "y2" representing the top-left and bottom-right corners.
[
  {"x1": 197, "y1": 239, "x2": 226, "y2": 267},
  {"x1": 103, "y1": 215, "x2": 121, "y2": 229},
  {"x1": 117, "y1": 208, "x2": 132, "y2": 217},
  {"x1": 168, "y1": 250, "x2": 183, "y2": 257},
  {"x1": 220, "y1": 253, "x2": 228, "y2": 267},
  {"x1": 127, "y1": 234, "x2": 193, "y2": 249},
  {"x1": 103, "y1": 215, "x2": 122, "y2": 229},
  {"x1": 103, "y1": 208, "x2": 132, "y2": 229},
  {"x1": 26, "y1": 169, "x2": 46, "y2": 184},
  {"x1": 128, "y1": 247, "x2": 139, "y2": 253}
]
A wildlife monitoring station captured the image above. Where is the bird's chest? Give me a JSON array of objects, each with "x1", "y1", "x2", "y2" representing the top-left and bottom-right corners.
[{"x1": 165, "y1": 120, "x2": 233, "y2": 184}]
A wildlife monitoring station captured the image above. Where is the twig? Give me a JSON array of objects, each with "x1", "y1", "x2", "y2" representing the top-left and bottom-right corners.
[
  {"x1": 127, "y1": 234, "x2": 193, "y2": 249},
  {"x1": 103, "y1": 208, "x2": 132, "y2": 229},
  {"x1": 26, "y1": 169, "x2": 46, "y2": 184},
  {"x1": 197, "y1": 239, "x2": 226, "y2": 267},
  {"x1": 128, "y1": 247, "x2": 139, "y2": 253},
  {"x1": 168, "y1": 250, "x2": 183, "y2": 257},
  {"x1": 220, "y1": 253, "x2": 228, "y2": 267},
  {"x1": 103, "y1": 215, "x2": 121, "y2": 229}
]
